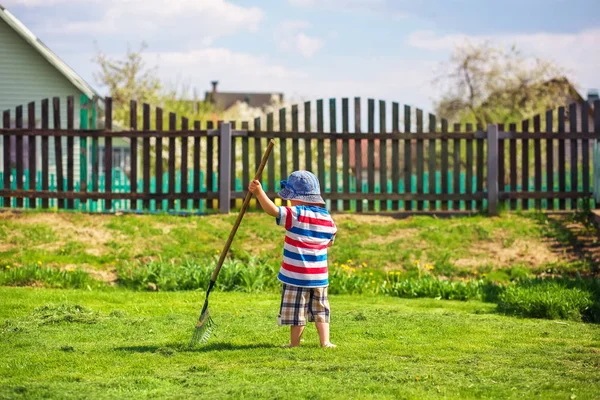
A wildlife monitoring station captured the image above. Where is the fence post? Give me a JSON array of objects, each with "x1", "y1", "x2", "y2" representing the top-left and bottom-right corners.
[
  {"x1": 219, "y1": 122, "x2": 232, "y2": 214},
  {"x1": 487, "y1": 124, "x2": 499, "y2": 216}
]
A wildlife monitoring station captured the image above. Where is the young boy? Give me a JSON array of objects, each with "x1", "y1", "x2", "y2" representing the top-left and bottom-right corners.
[{"x1": 248, "y1": 170, "x2": 337, "y2": 348}]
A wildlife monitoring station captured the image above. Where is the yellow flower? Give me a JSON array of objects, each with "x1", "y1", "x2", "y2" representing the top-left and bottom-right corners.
[
  {"x1": 415, "y1": 377, "x2": 420, "y2": 381},
  {"x1": 5, "y1": 265, "x2": 10, "y2": 269},
  {"x1": 371, "y1": 280, "x2": 375, "y2": 284},
  {"x1": 361, "y1": 262, "x2": 367, "y2": 268},
  {"x1": 346, "y1": 259, "x2": 353, "y2": 264},
  {"x1": 482, "y1": 273, "x2": 487, "y2": 277},
  {"x1": 369, "y1": 272, "x2": 373, "y2": 276},
  {"x1": 350, "y1": 268, "x2": 356, "y2": 273},
  {"x1": 37, "y1": 261, "x2": 42, "y2": 266},
  {"x1": 426, "y1": 264, "x2": 434, "y2": 270},
  {"x1": 414, "y1": 260, "x2": 419, "y2": 265}
]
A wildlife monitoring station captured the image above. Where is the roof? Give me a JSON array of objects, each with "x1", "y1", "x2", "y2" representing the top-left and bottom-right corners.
[
  {"x1": 205, "y1": 91, "x2": 283, "y2": 111},
  {"x1": 0, "y1": 3, "x2": 101, "y2": 100}
]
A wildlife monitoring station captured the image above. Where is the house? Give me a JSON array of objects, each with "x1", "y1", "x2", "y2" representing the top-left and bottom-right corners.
[
  {"x1": 204, "y1": 81, "x2": 283, "y2": 111},
  {"x1": 0, "y1": 4, "x2": 130, "y2": 179}
]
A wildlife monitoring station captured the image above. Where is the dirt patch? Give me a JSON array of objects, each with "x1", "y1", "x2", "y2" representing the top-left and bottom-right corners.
[
  {"x1": 454, "y1": 239, "x2": 561, "y2": 269},
  {"x1": 83, "y1": 268, "x2": 118, "y2": 285},
  {"x1": 367, "y1": 228, "x2": 420, "y2": 245},
  {"x1": 0, "y1": 243, "x2": 15, "y2": 252}
]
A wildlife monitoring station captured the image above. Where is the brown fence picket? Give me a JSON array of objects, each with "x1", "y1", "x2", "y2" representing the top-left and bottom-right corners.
[
  {"x1": 66, "y1": 96, "x2": 75, "y2": 209},
  {"x1": 391, "y1": 102, "x2": 400, "y2": 211},
  {"x1": 52, "y1": 98, "x2": 64, "y2": 209},
  {"x1": 509, "y1": 122, "x2": 517, "y2": 210},
  {"x1": 367, "y1": 99, "x2": 375, "y2": 211},
  {"x1": 533, "y1": 115, "x2": 542, "y2": 209},
  {"x1": 416, "y1": 108, "x2": 424, "y2": 211},
  {"x1": 545, "y1": 110, "x2": 554, "y2": 210},
  {"x1": 355, "y1": 98, "x2": 363, "y2": 212},
  {"x1": 379, "y1": 100, "x2": 387, "y2": 212},
  {"x1": 558, "y1": 107, "x2": 566, "y2": 209},
  {"x1": 330, "y1": 98, "x2": 338, "y2": 212},
  {"x1": 242, "y1": 121, "x2": 250, "y2": 194},
  {"x1": 404, "y1": 105, "x2": 412, "y2": 211},
  {"x1": 428, "y1": 114, "x2": 436, "y2": 211},
  {"x1": 181, "y1": 117, "x2": 189, "y2": 211},
  {"x1": 569, "y1": 103, "x2": 578, "y2": 209},
  {"x1": 41, "y1": 99, "x2": 49, "y2": 208},
  {"x1": 143, "y1": 103, "x2": 151, "y2": 210},
  {"x1": 168, "y1": 112, "x2": 176, "y2": 210},
  {"x1": 27, "y1": 102, "x2": 36, "y2": 208},
  {"x1": 207, "y1": 120, "x2": 214, "y2": 210},
  {"x1": 581, "y1": 102, "x2": 590, "y2": 199},
  {"x1": 317, "y1": 99, "x2": 325, "y2": 193},
  {"x1": 521, "y1": 119, "x2": 530, "y2": 210},
  {"x1": 497, "y1": 123, "x2": 505, "y2": 207},
  {"x1": 452, "y1": 123, "x2": 461, "y2": 210},
  {"x1": 230, "y1": 120, "x2": 236, "y2": 209},
  {"x1": 292, "y1": 105, "x2": 300, "y2": 171},
  {"x1": 15, "y1": 105, "x2": 23, "y2": 208},
  {"x1": 104, "y1": 97, "x2": 113, "y2": 211},
  {"x1": 194, "y1": 120, "x2": 202, "y2": 210},
  {"x1": 129, "y1": 101, "x2": 138, "y2": 210},
  {"x1": 280, "y1": 108, "x2": 288, "y2": 187},
  {"x1": 342, "y1": 98, "x2": 350, "y2": 211},
  {"x1": 304, "y1": 101, "x2": 312, "y2": 174},
  {"x1": 155, "y1": 108, "x2": 164, "y2": 211},
  {"x1": 2, "y1": 110, "x2": 10, "y2": 207},
  {"x1": 476, "y1": 123, "x2": 484, "y2": 211},
  {"x1": 440, "y1": 119, "x2": 449, "y2": 210},
  {"x1": 254, "y1": 117, "x2": 262, "y2": 210},
  {"x1": 267, "y1": 113, "x2": 275, "y2": 193},
  {"x1": 465, "y1": 123, "x2": 473, "y2": 211}
]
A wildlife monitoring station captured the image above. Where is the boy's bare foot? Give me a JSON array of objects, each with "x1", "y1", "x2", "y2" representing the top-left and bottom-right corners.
[{"x1": 322, "y1": 342, "x2": 336, "y2": 348}]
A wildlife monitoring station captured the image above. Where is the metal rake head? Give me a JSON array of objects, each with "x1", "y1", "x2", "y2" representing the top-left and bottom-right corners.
[{"x1": 189, "y1": 309, "x2": 216, "y2": 347}]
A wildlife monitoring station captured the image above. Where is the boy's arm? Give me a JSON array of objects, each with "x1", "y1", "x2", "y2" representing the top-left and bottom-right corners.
[{"x1": 248, "y1": 179, "x2": 279, "y2": 217}]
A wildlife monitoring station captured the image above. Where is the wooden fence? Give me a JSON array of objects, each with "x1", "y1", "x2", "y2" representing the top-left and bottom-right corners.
[{"x1": 1, "y1": 96, "x2": 599, "y2": 215}]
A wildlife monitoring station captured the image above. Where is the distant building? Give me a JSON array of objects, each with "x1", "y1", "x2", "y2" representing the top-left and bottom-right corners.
[{"x1": 204, "y1": 81, "x2": 283, "y2": 111}]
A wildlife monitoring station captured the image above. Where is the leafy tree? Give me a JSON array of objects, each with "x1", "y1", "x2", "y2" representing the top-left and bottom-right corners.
[{"x1": 434, "y1": 41, "x2": 576, "y2": 126}]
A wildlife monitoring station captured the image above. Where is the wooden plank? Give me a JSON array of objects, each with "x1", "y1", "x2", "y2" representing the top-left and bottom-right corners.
[
  {"x1": 155, "y1": 108, "x2": 164, "y2": 211},
  {"x1": 207, "y1": 120, "x2": 215, "y2": 210},
  {"x1": 354, "y1": 98, "x2": 363, "y2": 212},
  {"x1": 79, "y1": 95, "x2": 88, "y2": 206},
  {"x1": 230, "y1": 120, "x2": 236, "y2": 210},
  {"x1": 267, "y1": 113, "x2": 275, "y2": 193},
  {"x1": 27, "y1": 102, "x2": 36, "y2": 208},
  {"x1": 465, "y1": 123, "x2": 473, "y2": 211},
  {"x1": 304, "y1": 101, "x2": 312, "y2": 173},
  {"x1": 194, "y1": 121, "x2": 201, "y2": 210},
  {"x1": 497, "y1": 123, "x2": 505, "y2": 206},
  {"x1": 280, "y1": 108, "x2": 288, "y2": 185},
  {"x1": 342, "y1": 98, "x2": 350, "y2": 211},
  {"x1": 569, "y1": 103, "x2": 578, "y2": 209},
  {"x1": 291, "y1": 105, "x2": 299, "y2": 171},
  {"x1": 500, "y1": 191, "x2": 591, "y2": 200},
  {"x1": 181, "y1": 117, "x2": 189, "y2": 211},
  {"x1": 416, "y1": 108, "x2": 424, "y2": 211},
  {"x1": 545, "y1": 111, "x2": 554, "y2": 210},
  {"x1": 533, "y1": 115, "x2": 542, "y2": 209},
  {"x1": 440, "y1": 119, "x2": 449, "y2": 210},
  {"x1": 558, "y1": 107, "x2": 566, "y2": 209},
  {"x1": 168, "y1": 112, "x2": 176, "y2": 210},
  {"x1": 104, "y1": 97, "x2": 113, "y2": 211},
  {"x1": 366, "y1": 99, "x2": 375, "y2": 211},
  {"x1": 129, "y1": 101, "x2": 138, "y2": 210},
  {"x1": 242, "y1": 121, "x2": 250, "y2": 194},
  {"x1": 52, "y1": 98, "x2": 64, "y2": 209},
  {"x1": 581, "y1": 102, "x2": 590, "y2": 201},
  {"x1": 509, "y1": 123, "x2": 517, "y2": 210},
  {"x1": 317, "y1": 99, "x2": 325, "y2": 193},
  {"x1": 521, "y1": 119, "x2": 530, "y2": 210},
  {"x1": 487, "y1": 124, "x2": 499, "y2": 216},
  {"x1": 2, "y1": 111, "x2": 10, "y2": 207},
  {"x1": 379, "y1": 100, "x2": 387, "y2": 211},
  {"x1": 253, "y1": 117, "x2": 262, "y2": 210},
  {"x1": 41, "y1": 99, "x2": 49, "y2": 208},
  {"x1": 15, "y1": 105, "x2": 23, "y2": 208},
  {"x1": 66, "y1": 96, "x2": 75, "y2": 209},
  {"x1": 476, "y1": 123, "x2": 484, "y2": 210},
  {"x1": 404, "y1": 105, "x2": 412, "y2": 211},
  {"x1": 143, "y1": 104, "x2": 152, "y2": 210},
  {"x1": 330, "y1": 98, "x2": 338, "y2": 212},
  {"x1": 453, "y1": 123, "x2": 461, "y2": 210},
  {"x1": 428, "y1": 114, "x2": 436, "y2": 211},
  {"x1": 91, "y1": 98, "x2": 99, "y2": 196},
  {"x1": 391, "y1": 102, "x2": 400, "y2": 211}
]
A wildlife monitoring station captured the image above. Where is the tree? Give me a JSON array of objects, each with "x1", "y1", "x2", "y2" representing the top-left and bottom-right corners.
[{"x1": 434, "y1": 41, "x2": 575, "y2": 126}]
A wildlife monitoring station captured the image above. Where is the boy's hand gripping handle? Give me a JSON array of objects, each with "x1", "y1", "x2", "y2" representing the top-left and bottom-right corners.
[{"x1": 210, "y1": 139, "x2": 275, "y2": 282}]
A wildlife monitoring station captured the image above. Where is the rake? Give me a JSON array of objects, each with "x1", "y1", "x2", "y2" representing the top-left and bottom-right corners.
[{"x1": 189, "y1": 139, "x2": 275, "y2": 347}]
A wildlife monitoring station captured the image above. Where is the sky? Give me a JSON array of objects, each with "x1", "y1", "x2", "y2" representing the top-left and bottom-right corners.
[{"x1": 3, "y1": 0, "x2": 599, "y2": 112}]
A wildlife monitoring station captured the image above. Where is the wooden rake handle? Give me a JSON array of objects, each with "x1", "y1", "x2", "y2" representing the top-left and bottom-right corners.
[{"x1": 210, "y1": 139, "x2": 275, "y2": 281}]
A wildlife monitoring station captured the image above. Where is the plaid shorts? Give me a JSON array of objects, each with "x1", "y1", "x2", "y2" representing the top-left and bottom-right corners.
[{"x1": 278, "y1": 284, "x2": 330, "y2": 326}]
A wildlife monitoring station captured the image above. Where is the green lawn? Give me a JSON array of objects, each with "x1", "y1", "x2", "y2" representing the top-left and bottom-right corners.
[{"x1": 1, "y1": 287, "x2": 599, "y2": 399}]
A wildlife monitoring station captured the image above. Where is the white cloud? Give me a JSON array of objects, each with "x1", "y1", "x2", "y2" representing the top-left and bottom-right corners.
[
  {"x1": 288, "y1": 0, "x2": 407, "y2": 17},
  {"x1": 49, "y1": 0, "x2": 263, "y2": 40},
  {"x1": 407, "y1": 29, "x2": 600, "y2": 90},
  {"x1": 277, "y1": 20, "x2": 324, "y2": 58}
]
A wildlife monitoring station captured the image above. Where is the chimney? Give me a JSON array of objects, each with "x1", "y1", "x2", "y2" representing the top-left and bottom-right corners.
[
  {"x1": 588, "y1": 89, "x2": 599, "y2": 103},
  {"x1": 211, "y1": 81, "x2": 219, "y2": 94}
]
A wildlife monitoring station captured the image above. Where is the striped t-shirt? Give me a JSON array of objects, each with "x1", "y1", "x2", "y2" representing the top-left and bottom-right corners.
[{"x1": 276, "y1": 205, "x2": 337, "y2": 288}]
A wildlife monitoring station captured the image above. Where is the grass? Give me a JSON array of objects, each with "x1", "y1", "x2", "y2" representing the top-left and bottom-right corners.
[
  {"x1": 1, "y1": 209, "x2": 596, "y2": 279},
  {"x1": 1, "y1": 287, "x2": 599, "y2": 399}
]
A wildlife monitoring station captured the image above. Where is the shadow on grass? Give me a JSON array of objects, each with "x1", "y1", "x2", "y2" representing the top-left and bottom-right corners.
[{"x1": 115, "y1": 342, "x2": 275, "y2": 353}]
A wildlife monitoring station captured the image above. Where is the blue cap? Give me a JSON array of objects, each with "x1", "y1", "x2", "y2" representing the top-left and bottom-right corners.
[{"x1": 278, "y1": 170, "x2": 325, "y2": 204}]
